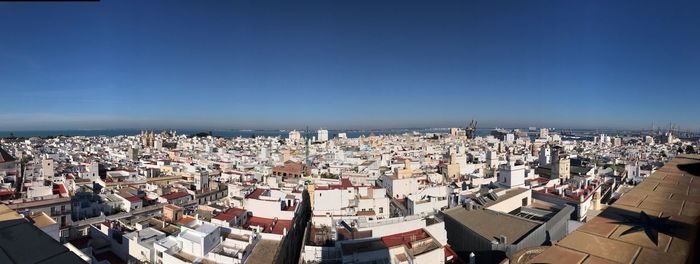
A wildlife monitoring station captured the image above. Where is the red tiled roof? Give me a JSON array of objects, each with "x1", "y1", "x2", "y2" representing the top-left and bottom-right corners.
[
  {"x1": 318, "y1": 178, "x2": 356, "y2": 190},
  {"x1": 356, "y1": 210, "x2": 375, "y2": 216},
  {"x1": 340, "y1": 178, "x2": 353, "y2": 188},
  {"x1": 245, "y1": 188, "x2": 266, "y2": 199},
  {"x1": 177, "y1": 215, "x2": 195, "y2": 226},
  {"x1": 527, "y1": 177, "x2": 550, "y2": 184},
  {"x1": 126, "y1": 196, "x2": 142, "y2": 203},
  {"x1": 161, "y1": 192, "x2": 190, "y2": 200},
  {"x1": 284, "y1": 203, "x2": 297, "y2": 211},
  {"x1": 212, "y1": 207, "x2": 247, "y2": 221},
  {"x1": 52, "y1": 184, "x2": 68, "y2": 198},
  {"x1": 271, "y1": 219, "x2": 292, "y2": 235},
  {"x1": 244, "y1": 216, "x2": 273, "y2": 231},
  {"x1": 0, "y1": 189, "x2": 14, "y2": 197},
  {"x1": 444, "y1": 245, "x2": 464, "y2": 264},
  {"x1": 164, "y1": 204, "x2": 182, "y2": 211},
  {"x1": 244, "y1": 216, "x2": 292, "y2": 235},
  {"x1": 381, "y1": 229, "x2": 430, "y2": 249}
]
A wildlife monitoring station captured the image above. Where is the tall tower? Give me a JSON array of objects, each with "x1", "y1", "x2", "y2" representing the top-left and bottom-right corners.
[
  {"x1": 539, "y1": 145, "x2": 551, "y2": 165},
  {"x1": 42, "y1": 159, "x2": 55, "y2": 178},
  {"x1": 551, "y1": 146, "x2": 570, "y2": 180}
]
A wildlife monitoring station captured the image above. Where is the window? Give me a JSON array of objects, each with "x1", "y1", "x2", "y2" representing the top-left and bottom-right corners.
[{"x1": 379, "y1": 207, "x2": 383, "y2": 214}]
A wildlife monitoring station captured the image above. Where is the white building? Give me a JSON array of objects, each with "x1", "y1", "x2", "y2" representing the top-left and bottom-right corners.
[
  {"x1": 382, "y1": 176, "x2": 420, "y2": 199},
  {"x1": 288, "y1": 130, "x2": 302, "y2": 143},
  {"x1": 317, "y1": 129, "x2": 329, "y2": 142},
  {"x1": 498, "y1": 160, "x2": 526, "y2": 189},
  {"x1": 486, "y1": 150, "x2": 499, "y2": 169},
  {"x1": 406, "y1": 185, "x2": 449, "y2": 216},
  {"x1": 153, "y1": 221, "x2": 240, "y2": 264},
  {"x1": 312, "y1": 179, "x2": 390, "y2": 219},
  {"x1": 505, "y1": 133, "x2": 515, "y2": 143},
  {"x1": 123, "y1": 227, "x2": 167, "y2": 263},
  {"x1": 78, "y1": 162, "x2": 100, "y2": 180}
]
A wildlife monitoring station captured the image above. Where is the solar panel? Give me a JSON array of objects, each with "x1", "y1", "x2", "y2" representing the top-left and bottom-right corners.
[
  {"x1": 489, "y1": 191, "x2": 499, "y2": 200},
  {"x1": 476, "y1": 196, "x2": 487, "y2": 206}
]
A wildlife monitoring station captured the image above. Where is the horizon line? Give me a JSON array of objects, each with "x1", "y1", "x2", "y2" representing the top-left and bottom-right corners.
[{"x1": 0, "y1": 126, "x2": 696, "y2": 133}]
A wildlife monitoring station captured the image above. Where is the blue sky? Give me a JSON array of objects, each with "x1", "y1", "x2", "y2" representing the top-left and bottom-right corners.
[{"x1": 0, "y1": 0, "x2": 698, "y2": 130}]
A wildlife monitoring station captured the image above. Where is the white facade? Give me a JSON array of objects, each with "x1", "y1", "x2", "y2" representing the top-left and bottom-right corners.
[
  {"x1": 288, "y1": 130, "x2": 302, "y2": 142},
  {"x1": 313, "y1": 186, "x2": 389, "y2": 218},
  {"x1": 124, "y1": 228, "x2": 167, "y2": 263},
  {"x1": 317, "y1": 129, "x2": 329, "y2": 142},
  {"x1": 505, "y1": 133, "x2": 515, "y2": 143},
  {"x1": 498, "y1": 161, "x2": 525, "y2": 189},
  {"x1": 381, "y1": 175, "x2": 420, "y2": 199},
  {"x1": 486, "y1": 150, "x2": 499, "y2": 169},
  {"x1": 406, "y1": 186, "x2": 449, "y2": 216},
  {"x1": 484, "y1": 188, "x2": 532, "y2": 213}
]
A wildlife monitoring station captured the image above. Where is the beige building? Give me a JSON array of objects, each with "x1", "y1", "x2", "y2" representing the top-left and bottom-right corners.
[
  {"x1": 42, "y1": 159, "x2": 55, "y2": 178},
  {"x1": 551, "y1": 147, "x2": 570, "y2": 180},
  {"x1": 438, "y1": 150, "x2": 461, "y2": 180},
  {"x1": 394, "y1": 159, "x2": 413, "y2": 179}
]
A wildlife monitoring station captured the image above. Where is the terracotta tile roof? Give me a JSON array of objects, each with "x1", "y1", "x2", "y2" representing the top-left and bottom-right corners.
[
  {"x1": 530, "y1": 154, "x2": 700, "y2": 264},
  {"x1": 164, "y1": 204, "x2": 182, "y2": 211},
  {"x1": 177, "y1": 215, "x2": 195, "y2": 226},
  {"x1": 125, "y1": 196, "x2": 142, "y2": 203},
  {"x1": 356, "y1": 210, "x2": 375, "y2": 216},
  {"x1": 161, "y1": 191, "x2": 190, "y2": 200},
  {"x1": 245, "y1": 216, "x2": 292, "y2": 235},
  {"x1": 245, "y1": 188, "x2": 266, "y2": 199},
  {"x1": 212, "y1": 207, "x2": 247, "y2": 221},
  {"x1": 271, "y1": 219, "x2": 292, "y2": 235},
  {"x1": 381, "y1": 229, "x2": 429, "y2": 249}
]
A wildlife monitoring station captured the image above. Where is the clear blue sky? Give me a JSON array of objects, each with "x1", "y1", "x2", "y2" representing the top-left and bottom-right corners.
[{"x1": 0, "y1": 0, "x2": 698, "y2": 131}]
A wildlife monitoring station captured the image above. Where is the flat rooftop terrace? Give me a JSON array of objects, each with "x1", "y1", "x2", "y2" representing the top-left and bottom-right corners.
[
  {"x1": 444, "y1": 207, "x2": 540, "y2": 244},
  {"x1": 246, "y1": 239, "x2": 280, "y2": 264},
  {"x1": 0, "y1": 205, "x2": 86, "y2": 263},
  {"x1": 530, "y1": 154, "x2": 700, "y2": 264}
]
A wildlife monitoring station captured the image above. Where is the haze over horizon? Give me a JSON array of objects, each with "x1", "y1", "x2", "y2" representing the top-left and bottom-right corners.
[{"x1": 1, "y1": 0, "x2": 699, "y2": 131}]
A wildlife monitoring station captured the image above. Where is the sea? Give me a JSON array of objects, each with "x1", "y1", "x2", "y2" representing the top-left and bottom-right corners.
[
  {"x1": 0, "y1": 128, "x2": 496, "y2": 139},
  {"x1": 0, "y1": 128, "x2": 642, "y2": 140}
]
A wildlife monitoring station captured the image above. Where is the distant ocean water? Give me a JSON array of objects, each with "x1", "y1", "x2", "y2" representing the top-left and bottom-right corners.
[{"x1": 0, "y1": 128, "x2": 496, "y2": 139}]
